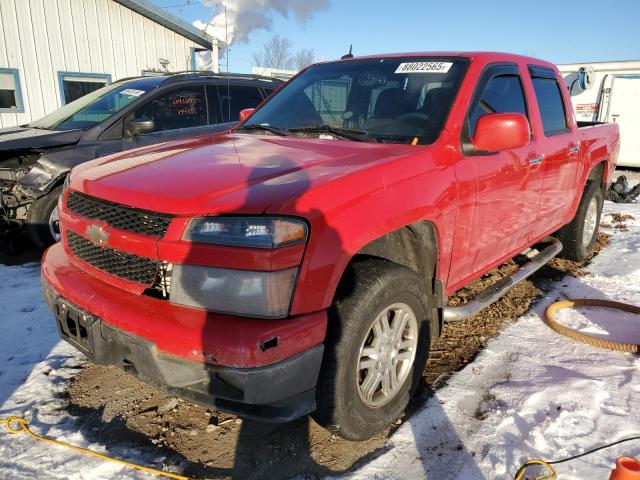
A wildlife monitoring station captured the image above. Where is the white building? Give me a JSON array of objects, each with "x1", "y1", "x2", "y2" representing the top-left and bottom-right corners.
[
  {"x1": 0, "y1": 0, "x2": 216, "y2": 128},
  {"x1": 558, "y1": 60, "x2": 640, "y2": 167},
  {"x1": 251, "y1": 66, "x2": 297, "y2": 81}
]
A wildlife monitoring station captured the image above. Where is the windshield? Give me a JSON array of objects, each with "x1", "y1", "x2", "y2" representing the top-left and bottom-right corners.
[
  {"x1": 29, "y1": 77, "x2": 164, "y2": 131},
  {"x1": 244, "y1": 57, "x2": 469, "y2": 144}
]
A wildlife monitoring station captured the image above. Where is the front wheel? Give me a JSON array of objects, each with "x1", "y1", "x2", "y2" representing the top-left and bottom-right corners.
[
  {"x1": 313, "y1": 259, "x2": 432, "y2": 440},
  {"x1": 25, "y1": 185, "x2": 63, "y2": 248},
  {"x1": 555, "y1": 181, "x2": 603, "y2": 262}
]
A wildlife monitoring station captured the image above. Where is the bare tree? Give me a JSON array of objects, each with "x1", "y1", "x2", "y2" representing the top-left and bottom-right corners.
[
  {"x1": 292, "y1": 48, "x2": 316, "y2": 70},
  {"x1": 252, "y1": 35, "x2": 293, "y2": 70}
]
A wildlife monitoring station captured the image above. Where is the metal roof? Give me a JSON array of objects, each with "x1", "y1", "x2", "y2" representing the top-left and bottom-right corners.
[{"x1": 113, "y1": 0, "x2": 213, "y2": 49}]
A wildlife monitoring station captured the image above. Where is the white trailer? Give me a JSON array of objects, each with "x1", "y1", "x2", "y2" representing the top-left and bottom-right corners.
[{"x1": 558, "y1": 60, "x2": 640, "y2": 168}]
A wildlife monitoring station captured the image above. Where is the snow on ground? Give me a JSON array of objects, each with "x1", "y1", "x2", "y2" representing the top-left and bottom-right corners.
[{"x1": 1, "y1": 200, "x2": 639, "y2": 479}]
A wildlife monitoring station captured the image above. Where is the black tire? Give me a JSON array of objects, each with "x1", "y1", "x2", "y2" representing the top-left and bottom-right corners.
[
  {"x1": 312, "y1": 259, "x2": 432, "y2": 440},
  {"x1": 25, "y1": 186, "x2": 63, "y2": 248},
  {"x1": 555, "y1": 181, "x2": 603, "y2": 262}
]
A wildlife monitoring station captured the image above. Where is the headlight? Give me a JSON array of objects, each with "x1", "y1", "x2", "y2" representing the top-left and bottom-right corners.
[
  {"x1": 169, "y1": 265, "x2": 298, "y2": 318},
  {"x1": 184, "y1": 216, "x2": 308, "y2": 248}
]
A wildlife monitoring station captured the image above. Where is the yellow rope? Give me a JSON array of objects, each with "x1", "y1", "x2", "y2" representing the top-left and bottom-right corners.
[
  {"x1": 514, "y1": 458, "x2": 557, "y2": 479},
  {"x1": 0, "y1": 416, "x2": 192, "y2": 479},
  {"x1": 545, "y1": 299, "x2": 640, "y2": 353}
]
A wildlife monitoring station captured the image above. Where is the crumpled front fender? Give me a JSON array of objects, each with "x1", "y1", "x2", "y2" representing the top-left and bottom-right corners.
[{"x1": 16, "y1": 159, "x2": 68, "y2": 198}]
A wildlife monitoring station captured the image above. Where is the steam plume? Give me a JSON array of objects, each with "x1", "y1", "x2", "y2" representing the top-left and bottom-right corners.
[{"x1": 193, "y1": 0, "x2": 329, "y2": 44}]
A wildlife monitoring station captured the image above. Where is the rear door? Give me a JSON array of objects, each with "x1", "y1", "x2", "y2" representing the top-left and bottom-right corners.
[
  {"x1": 449, "y1": 64, "x2": 543, "y2": 286},
  {"x1": 529, "y1": 66, "x2": 580, "y2": 230}
]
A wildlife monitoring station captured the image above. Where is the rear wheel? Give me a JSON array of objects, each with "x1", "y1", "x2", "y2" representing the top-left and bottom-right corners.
[
  {"x1": 555, "y1": 181, "x2": 603, "y2": 262},
  {"x1": 313, "y1": 259, "x2": 432, "y2": 440},
  {"x1": 25, "y1": 186, "x2": 63, "y2": 248}
]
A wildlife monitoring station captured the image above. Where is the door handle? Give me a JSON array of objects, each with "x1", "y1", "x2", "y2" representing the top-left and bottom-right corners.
[
  {"x1": 529, "y1": 155, "x2": 543, "y2": 165},
  {"x1": 569, "y1": 146, "x2": 579, "y2": 154}
]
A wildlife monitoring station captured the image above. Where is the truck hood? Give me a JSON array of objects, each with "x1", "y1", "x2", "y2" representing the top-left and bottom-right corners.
[
  {"x1": 0, "y1": 126, "x2": 82, "y2": 151},
  {"x1": 73, "y1": 133, "x2": 414, "y2": 215}
]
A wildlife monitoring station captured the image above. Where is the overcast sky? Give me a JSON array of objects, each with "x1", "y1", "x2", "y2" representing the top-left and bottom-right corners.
[{"x1": 151, "y1": 0, "x2": 640, "y2": 73}]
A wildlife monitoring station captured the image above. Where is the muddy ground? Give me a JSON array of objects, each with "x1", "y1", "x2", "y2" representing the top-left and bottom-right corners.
[{"x1": 64, "y1": 224, "x2": 620, "y2": 479}]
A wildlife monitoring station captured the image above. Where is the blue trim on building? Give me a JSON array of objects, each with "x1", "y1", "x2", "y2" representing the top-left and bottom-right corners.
[
  {"x1": 0, "y1": 68, "x2": 25, "y2": 113},
  {"x1": 113, "y1": 0, "x2": 212, "y2": 49},
  {"x1": 57, "y1": 71, "x2": 112, "y2": 105}
]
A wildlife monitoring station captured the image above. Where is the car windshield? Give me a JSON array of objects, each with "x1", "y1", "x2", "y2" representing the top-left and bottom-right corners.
[
  {"x1": 243, "y1": 57, "x2": 469, "y2": 144},
  {"x1": 29, "y1": 77, "x2": 164, "y2": 131}
]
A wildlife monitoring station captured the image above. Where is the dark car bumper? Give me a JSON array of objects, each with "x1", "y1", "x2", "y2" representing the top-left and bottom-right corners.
[{"x1": 42, "y1": 274, "x2": 324, "y2": 423}]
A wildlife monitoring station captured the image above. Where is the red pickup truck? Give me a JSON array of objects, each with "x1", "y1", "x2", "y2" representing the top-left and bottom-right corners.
[{"x1": 41, "y1": 52, "x2": 619, "y2": 440}]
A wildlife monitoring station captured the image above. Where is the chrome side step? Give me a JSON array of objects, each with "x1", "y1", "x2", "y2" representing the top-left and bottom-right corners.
[{"x1": 442, "y1": 237, "x2": 563, "y2": 322}]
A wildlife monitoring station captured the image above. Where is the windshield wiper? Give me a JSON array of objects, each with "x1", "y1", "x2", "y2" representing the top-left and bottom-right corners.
[
  {"x1": 287, "y1": 125, "x2": 369, "y2": 142},
  {"x1": 237, "y1": 123, "x2": 289, "y2": 136}
]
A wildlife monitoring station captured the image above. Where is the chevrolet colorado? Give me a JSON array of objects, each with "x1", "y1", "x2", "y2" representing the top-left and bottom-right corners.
[{"x1": 41, "y1": 52, "x2": 619, "y2": 440}]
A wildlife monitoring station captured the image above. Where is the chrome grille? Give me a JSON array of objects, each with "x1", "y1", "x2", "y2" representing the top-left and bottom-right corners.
[
  {"x1": 66, "y1": 191, "x2": 172, "y2": 237},
  {"x1": 66, "y1": 230, "x2": 160, "y2": 285}
]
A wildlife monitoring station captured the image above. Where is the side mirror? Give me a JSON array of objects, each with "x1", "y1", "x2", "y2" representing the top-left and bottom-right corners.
[
  {"x1": 471, "y1": 113, "x2": 530, "y2": 152},
  {"x1": 128, "y1": 118, "x2": 155, "y2": 136},
  {"x1": 239, "y1": 108, "x2": 255, "y2": 123}
]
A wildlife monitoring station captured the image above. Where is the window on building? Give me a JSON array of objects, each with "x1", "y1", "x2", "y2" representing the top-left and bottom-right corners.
[
  {"x1": 58, "y1": 72, "x2": 111, "y2": 104},
  {"x1": 132, "y1": 86, "x2": 207, "y2": 133},
  {"x1": 532, "y1": 76, "x2": 569, "y2": 135},
  {"x1": 217, "y1": 85, "x2": 265, "y2": 123},
  {"x1": 0, "y1": 68, "x2": 24, "y2": 112},
  {"x1": 468, "y1": 74, "x2": 528, "y2": 137}
]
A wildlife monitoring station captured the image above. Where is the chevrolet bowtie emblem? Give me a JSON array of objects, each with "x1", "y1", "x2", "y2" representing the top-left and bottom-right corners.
[{"x1": 86, "y1": 224, "x2": 109, "y2": 245}]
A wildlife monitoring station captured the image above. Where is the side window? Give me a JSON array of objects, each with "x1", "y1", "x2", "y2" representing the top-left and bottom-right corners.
[
  {"x1": 262, "y1": 87, "x2": 276, "y2": 98},
  {"x1": 469, "y1": 74, "x2": 528, "y2": 137},
  {"x1": 206, "y1": 85, "x2": 222, "y2": 124},
  {"x1": 133, "y1": 86, "x2": 207, "y2": 133},
  {"x1": 532, "y1": 77, "x2": 569, "y2": 135},
  {"x1": 217, "y1": 85, "x2": 264, "y2": 123}
]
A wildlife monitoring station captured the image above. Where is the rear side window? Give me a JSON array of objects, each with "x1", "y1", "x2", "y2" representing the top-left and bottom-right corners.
[
  {"x1": 217, "y1": 85, "x2": 264, "y2": 123},
  {"x1": 468, "y1": 74, "x2": 528, "y2": 137},
  {"x1": 532, "y1": 77, "x2": 568, "y2": 135}
]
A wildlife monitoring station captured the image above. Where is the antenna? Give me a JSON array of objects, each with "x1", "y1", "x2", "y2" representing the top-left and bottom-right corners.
[
  {"x1": 341, "y1": 45, "x2": 353, "y2": 60},
  {"x1": 225, "y1": 4, "x2": 231, "y2": 122},
  {"x1": 225, "y1": 5, "x2": 229, "y2": 73}
]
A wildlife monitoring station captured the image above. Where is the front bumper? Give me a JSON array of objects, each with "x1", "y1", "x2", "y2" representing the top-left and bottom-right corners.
[{"x1": 41, "y1": 242, "x2": 327, "y2": 422}]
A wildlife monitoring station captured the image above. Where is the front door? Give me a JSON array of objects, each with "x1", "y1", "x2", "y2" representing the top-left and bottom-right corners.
[
  {"x1": 448, "y1": 64, "x2": 543, "y2": 289},
  {"x1": 123, "y1": 85, "x2": 227, "y2": 149}
]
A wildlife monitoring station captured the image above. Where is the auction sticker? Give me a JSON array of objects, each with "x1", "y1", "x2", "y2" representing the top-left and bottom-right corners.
[
  {"x1": 120, "y1": 88, "x2": 145, "y2": 97},
  {"x1": 395, "y1": 62, "x2": 452, "y2": 74}
]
